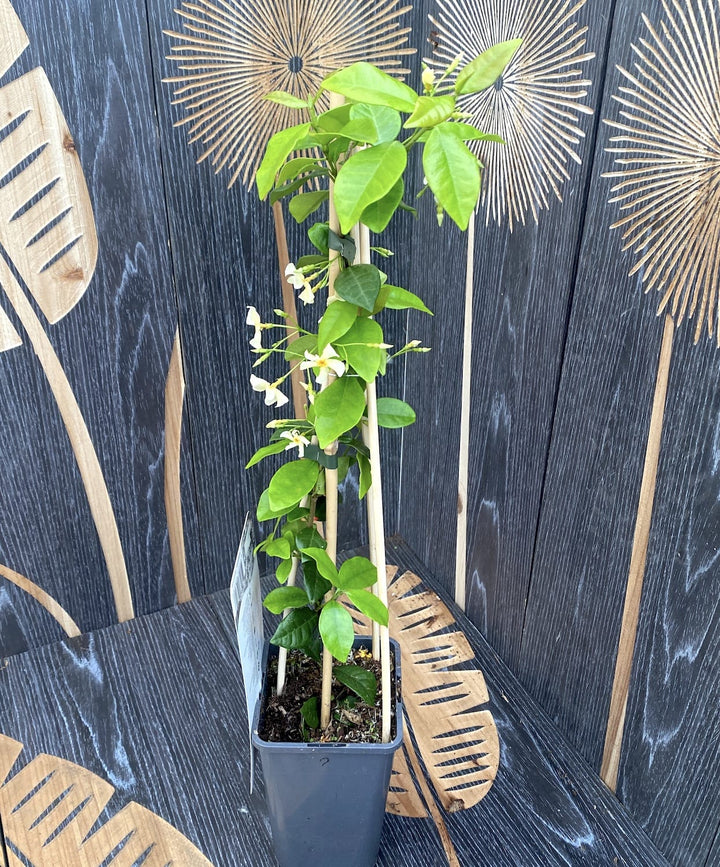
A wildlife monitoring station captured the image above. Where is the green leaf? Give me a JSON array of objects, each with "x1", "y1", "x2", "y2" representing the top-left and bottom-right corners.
[
  {"x1": 285, "y1": 333, "x2": 317, "y2": 361},
  {"x1": 319, "y1": 600, "x2": 355, "y2": 662},
  {"x1": 314, "y1": 104, "x2": 352, "y2": 132},
  {"x1": 257, "y1": 488, "x2": 292, "y2": 522},
  {"x1": 318, "y1": 301, "x2": 358, "y2": 353},
  {"x1": 328, "y1": 229, "x2": 356, "y2": 263},
  {"x1": 265, "y1": 537, "x2": 291, "y2": 559},
  {"x1": 439, "y1": 121, "x2": 504, "y2": 144},
  {"x1": 334, "y1": 264, "x2": 382, "y2": 312},
  {"x1": 264, "y1": 90, "x2": 308, "y2": 109},
  {"x1": 340, "y1": 104, "x2": 402, "y2": 144},
  {"x1": 289, "y1": 190, "x2": 329, "y2": 222},
  {"x1": 384, "y1": 285, "x2": 432, "y2": 314},
  {"x1": 360, "y1": 178, "x2": 404, "y2": 234},
  {"x1": 256, "y1": 122, "x2": 311, "y2": 199},
  {"x1": 303, "y1": 559, "x2": 333, "y2": 605},
  {"x1": 270, "y1": 171, "x2": 326, "y2": 205},
  {"x1": 279, "y1": 156, "x2": 320, "y2": 184},
  {"x1": 376, "y1": 397, "x2": 416, "y2": 428},
  {"x1": 268, "y1": 460, "x2": 320, "y2": 512},
  {"x1": 336, "y1": 556, "x2": 378, "y2": 590},
  {"x1": 404, "y1": 95, "x2": 456, "y2": 129},
  {"x1": 334, "y1": 664, "x2": 377, "y2": 705},
  {"x1": 322, "y1": 63, "x2": 417, "y2": 112},
  {"x1": 300, "y1": 696, "x2": 320, "y2": 728},
  {"x1": 301, "y1": 546, "x2": 338, "y2": 584},
  {"x1": 276, "y1": 558, "x2": 293, "y2": 583},
  {"x1": 336, "y1": 318, "x2": 385, "y2": 381},
  {"x1": 271, "y1": 607, "x2": 318, "y2": 649},
  {"x1": 455, "y1": 38, "x2": 522, "y2": 95},
  {"x1": 297, "y1": 254, "x2": 327, "y2": 269},
  {"x1": 308, "y1": 221, "x2": 330, "y2": 254},
  {"x1": 295, "y1": 526, "x2": 326, "y2": 551},
  {"x1": 334, "y1": 141, "x2": 407, "y2": 234},
  {"x1": 423, "y1": 126, "x2": 480, "y2": 231},
  {"x1": 264, "y1": 585, "x2": 309, "y2": 614},
  {"x1": 246, "y1": 440, "x2": 289, "y2": 469},
  {"x1": 357, "y1": 451, "x2": 372, "y2": 498},
  {"x1": 346, "y1": 589, "x2": 389, "y2": 626},
  {"x1": 314, "y1": 376, "x2": 367, "y2": 449}
]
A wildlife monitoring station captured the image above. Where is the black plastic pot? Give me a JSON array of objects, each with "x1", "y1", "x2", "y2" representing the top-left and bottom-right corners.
[{"x1": 252, "y1": 637, "x2": 403, "y2": 867}]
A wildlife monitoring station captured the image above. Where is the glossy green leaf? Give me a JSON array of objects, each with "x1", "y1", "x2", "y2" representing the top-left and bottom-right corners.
[
  {"x1": 246, "y1": 440, "x2": 289, "y2": 469},
  {"x1": 334, "y1": 141, "x2": 407, "y2": 233},
  {"x1": 334, "y1": 264, "x2": 382, "y2": 312},
  {"x1": 271, "y1": 607, "x2": 318, "y2": 649},
  {"x1": 267, "y1": 460, "x2": 320, "y2": 512},
  {"x1": 322, "y1": 63, "x2": 417, "y2": 112},
  {"x1": 404, "y1": 95, "x2": 455, "y2": 129},
  {"x1": 295, "y1": 526, "x2": 326, "y2": 551},
  {"x1": 328, "y1": 229, "x2": 356, "y2": 262},
  {"x1": 300, "y1": 696, "x2": 320, "y2": 728},
  {"x1": 301, "y1": 546, "x2": 339, "y2": 584},
  {"x1": 285, "y1": 333, "x2": 317, "y2": 361},
  {"x1": 303, "y1": 559, "x2": 333, "y2": 604},
  {"x1": 319, "y1": 600, "x2": 355, "y2": 661},
  {"x1": 314, "y1": 376, "x2": 367, "y2": 449},
  {"x1": 289, "y1": 189, "x2": 329, "y2": 222},
  {"x1": 279, "y1": 157, "x2": 320, "y2": 184},
  {"x1": 336, "y1": 556, "x2": 378, "y2": 590},
  {"x1": 264, "y1": 90, "x2": 308, "y2": 109},
  {"x1": 334, "y1": 664, "x2": 377, "y2": 705},
  {"x1": 439, "y1": 121, "x2": 504, "y2": 143},
  {"x1": 318, "y1": 301, "x2": 358, "y2": 352},
  {"x1": 346, "y1": 589, "x2": 388, "y2": 626},
  {"x1": 276, "y1": 558, "x2": 293, "y2": 583},
  {"x1": 376, "y1": 396, "x2": 416, "y2": 428},
  {"x1": 360, "y1": 178, "x2": 404, "y2": 233},
  {"x1": 315, "y1": 104, "x2": 352, "y2": 132},
  {"x1": 336, "y1": 318, "x2": 385, "y2": 381},
  {"x1": 308, "y1": 221, "x2": 330, "y2": 254},
  {"x1": 340, "y1": 104, "x2": 402, "y2": 143},
  {"x1": 455, "y1": 38, "x2": 522, "y2": 95},
  {"x1": 423, "y1": 126, "x2": 480, "y2": 230},
  {"x1": 265, "y1": 537, "x2": 291, "y2": 559},
  {"x1": 384, "y1": 285, "x2": 432, "y2": 314},
  {"x1": 256, "y1": 122, "x2": 311, "y2": 199},
  {"x1": 257, "y1": 488, "x2": 293, "y2": 522},
  {"x1": 264, "y1": 585, "x2": 309, "y2": 614},
  {"x1": 357, "y1": 451, "x2": 372, "y2": 498}
]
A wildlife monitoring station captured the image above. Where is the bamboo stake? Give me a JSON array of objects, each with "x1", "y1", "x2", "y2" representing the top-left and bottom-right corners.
[
  {"x1": 600, "y1": 314, "x2": 675, "y2": 790},
  {"x1": 455, "y1": 209, "x2": 475, "y2": 610},
  {"x1": 319, "y1": 93, "x2": 343, "y2": 731},
  {"x1": 272, "y1": 200, "x2": 306, "y2": 419}
]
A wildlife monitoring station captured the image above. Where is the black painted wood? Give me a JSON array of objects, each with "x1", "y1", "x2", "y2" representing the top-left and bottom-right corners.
[
  {"x1": 0, "y1": 0, "x2": 198, "y2": 654},
  {"x1": 398, "y1": 0, "x2": 610, "y2": 674},
  {"x1": 0, "y1": 539, "x2": 669, "y2": 866}
]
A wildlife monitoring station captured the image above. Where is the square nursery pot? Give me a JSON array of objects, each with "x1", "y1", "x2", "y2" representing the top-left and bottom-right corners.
[{"x1": 252, "y1": 637, "x2": 403, "y2": 867}]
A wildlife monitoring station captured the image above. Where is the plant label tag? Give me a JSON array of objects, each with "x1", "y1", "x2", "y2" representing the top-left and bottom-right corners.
[{"x1": 230, "y1": 513, "x2": 264, "y2": 793}]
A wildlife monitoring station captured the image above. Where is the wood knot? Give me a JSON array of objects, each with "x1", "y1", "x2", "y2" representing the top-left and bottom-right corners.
[
  {"x1": 63, "y1": 267, "x2": 84, "y2": 281},
  {"x1": 457, "y1": 494, "x2": 464, "y2": 515},
  {"x1": 63, "y1": 133, "x2": 76, "y2": 153},
  {"x1": 447, "y1": 797, "x2": 465, "y2": 813}
]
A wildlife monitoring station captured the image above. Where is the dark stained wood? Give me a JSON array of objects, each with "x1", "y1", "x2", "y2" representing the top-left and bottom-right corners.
[
  {"x1": 0, "y1": 0, "x2": 199, "y2": 654},
  {"x1": 0, "y1": 542, "x2": 670, "y2": 866},
  {"x1": 616, "y1": 328, "x2": 720, "y2": 865}
]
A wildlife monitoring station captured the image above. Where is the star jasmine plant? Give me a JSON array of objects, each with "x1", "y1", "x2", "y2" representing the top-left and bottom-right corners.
[{"x1": 248, "y1": 43, "x2": 521, "y2": 739}]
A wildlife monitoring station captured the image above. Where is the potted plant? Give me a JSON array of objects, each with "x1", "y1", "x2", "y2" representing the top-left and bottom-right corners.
[{"x1": 247, "y1": 44, "x2": 519, "y2": 867}]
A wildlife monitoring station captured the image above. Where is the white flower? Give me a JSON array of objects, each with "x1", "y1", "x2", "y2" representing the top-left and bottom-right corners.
[
  {"x1": 300, "y1": 380, "x2": 316, "y2": 405},
  {"x1": 246, "y1": 305, "x2": 265, "y2": 350},
  {"x1": 279, "y1": 429, "x2": 311, "y2": 456},
  {"x1": 298, "y1": 284, "x2": 315, "y2": 305},
  {"x1": 422, "y1": 67, "x2": 435, "y2": 92},
  {"x1": 250, "y1": 374, "x2": 289, "y2": 408},
  {"x1": 300, "y1": 345, "x2": 346, "y2": 387},
  {"x1": 286, "y1": 262, "x2": 315, "y2": 304}
]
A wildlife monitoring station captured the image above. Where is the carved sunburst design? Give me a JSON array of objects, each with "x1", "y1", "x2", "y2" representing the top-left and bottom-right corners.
[
  {"x1": 605, "y1": 0, "x2": 720, "y2": 345},
  {"x1": 164, "y1": 0, "x2": 413, "y2": 188},
  {"x1": 426, "y1": 0, "x2": 594, "y2": 229}
]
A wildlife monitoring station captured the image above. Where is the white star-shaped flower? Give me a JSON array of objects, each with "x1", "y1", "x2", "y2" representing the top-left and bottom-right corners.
[
  {"x1": 279, "y1": 429, "x2": 311, "y2": 456},
  {"x1": 246, "y1": 305, "x2": 265, "y2": 349},
  {"x1": 250, "y1": 374, "x2": 289, "y2": 408},
  {"x1": 300, "y1": 345, "x2": 346, "y2": 388}
]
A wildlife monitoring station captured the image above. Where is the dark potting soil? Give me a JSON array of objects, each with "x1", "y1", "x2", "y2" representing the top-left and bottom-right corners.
[{"x1": 259, "y1": 647, "x2": 397, "y2": 744}]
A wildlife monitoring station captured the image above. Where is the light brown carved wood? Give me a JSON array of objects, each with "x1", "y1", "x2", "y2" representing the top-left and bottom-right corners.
[
  {"x1": 0, "y1": 61, "x2": 132, "y2": 621},
  {"x1": 0, "y1": 307, "x2": 21, "y2": 354},
  {"x1": 601, "y1": 315, "x2": 674, "y2": 789},
  {"x1": 0, "y1": 735, "x2": 214, "y2": 866},
  {"x1": 386, "y1": 742, "x2": 428, "y2": 818},
  {"x1": 350, "y1": 567, "x2": 500, "y2": 812},
  {"x1": 165, "y1": 329, "x2": 191, "y2": 604},
  {"x1": 0, "y1": 563, "x2": 81, "y2": 637},
  {"x1": 0, "y1": 0, "x2": 28, "y2": 77}
]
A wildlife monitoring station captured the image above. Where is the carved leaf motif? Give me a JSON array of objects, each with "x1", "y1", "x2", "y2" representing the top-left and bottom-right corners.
[
  {"x1": 348, "y1": 567, "x2": 500, "y2": 814},
  {"x1": 0, "y1": 734, "x2": 214, "y2": 866}
]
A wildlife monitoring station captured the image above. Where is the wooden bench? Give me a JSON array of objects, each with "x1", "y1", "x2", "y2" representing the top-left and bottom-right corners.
[{"x1": 0, "y1": 539, "x2": 669, "y2": 866}]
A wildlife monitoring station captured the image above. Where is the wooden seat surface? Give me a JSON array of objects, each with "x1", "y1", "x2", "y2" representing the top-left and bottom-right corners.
[{"x1": 0, "y1": 539, "x2": 669, "y2": 866}]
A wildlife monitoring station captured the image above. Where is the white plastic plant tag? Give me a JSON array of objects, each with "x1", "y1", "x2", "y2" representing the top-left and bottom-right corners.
[{"x1": 230, "y1": 513, "x2": 264, "y2": 793}]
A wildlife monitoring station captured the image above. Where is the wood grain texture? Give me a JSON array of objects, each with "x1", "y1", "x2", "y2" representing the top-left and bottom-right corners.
[
  {"x1": 400, "y1": 0, "x2": 607, "y2": 672},
  {"x1": 0, "y1": 0, "x2": 28, "y2": 77},
  {"x1": 0, "y1": 0, "x2": 200, "y2": 654},
  {"x1": 0, "y1": 563, "x2": 80, "y2": 637}
]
